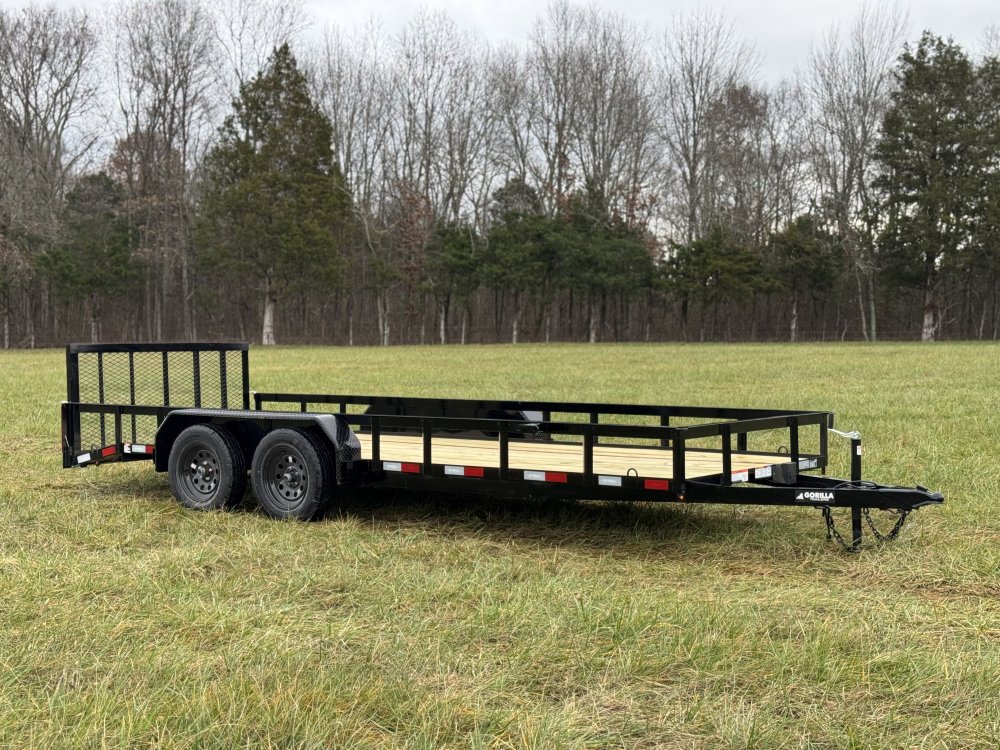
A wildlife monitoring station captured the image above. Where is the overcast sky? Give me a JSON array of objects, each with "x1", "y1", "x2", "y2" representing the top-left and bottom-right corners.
[
  {"x1": 11, "y1": 0, "x2": 999, "y2": 82},
  {"x1": 301, "y1": 0, "x2": 998, "y2": 81}
]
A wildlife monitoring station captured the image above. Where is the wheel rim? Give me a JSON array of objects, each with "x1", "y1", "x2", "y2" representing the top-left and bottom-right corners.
[
  {"x1": 260, "y1": 444, "x2": 309, "y2": 510},
  {"x1": 180, "y1": 443, "x2": 220, "y2": 498}
]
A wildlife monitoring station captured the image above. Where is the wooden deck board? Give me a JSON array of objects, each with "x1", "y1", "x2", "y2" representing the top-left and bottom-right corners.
[{"x1": 357, "y1": 434, "x2": 787, "y2": 480}]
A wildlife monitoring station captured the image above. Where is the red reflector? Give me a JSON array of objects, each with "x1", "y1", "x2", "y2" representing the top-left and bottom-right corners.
[
  {"x1": 465, "y1": 466, "x2": 484, "y2": 478},
  {"x1": 401, "y1": 463, "x2": 421, "y2": 474},
  {"x1": 644, "y1": 479, "x2": 670, "y2": 491},
  {"x1": 101, "y1": 446, "x2": 116, "y2": 457},
  {"x1": 545, "y1": 472, "x2": 568, "y2": 484}
]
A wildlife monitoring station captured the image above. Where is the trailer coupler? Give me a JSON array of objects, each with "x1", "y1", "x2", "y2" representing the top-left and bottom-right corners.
[
  {"x1": 776, "y1": 475, "x2": 942, "y2": 552},
  {"x1": 682, "y1": 475, "x2": 942, "y2": 552},
  {"x1": 821, "y1": 477, "x2": 943, "y2": 552}
]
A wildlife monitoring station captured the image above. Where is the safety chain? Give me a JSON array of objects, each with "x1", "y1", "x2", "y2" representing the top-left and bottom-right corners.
[
  {"x1": 822, "y1": 506, "x2": 860, "y2": 553},
  {"x1": 863, "y1": 506, "x2": 910, "y2": 542},
  {"x1": 821, "y1": 506, "x2": 911, "y2": 552}
]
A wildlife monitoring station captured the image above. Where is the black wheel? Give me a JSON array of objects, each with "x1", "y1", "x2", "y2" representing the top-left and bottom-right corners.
[
  {"x1": 251, "y1": 428, "x2": 334, "y2": 521},
  {"x1": 168, "y1": 424, "x2": 247, "y2": 511}
]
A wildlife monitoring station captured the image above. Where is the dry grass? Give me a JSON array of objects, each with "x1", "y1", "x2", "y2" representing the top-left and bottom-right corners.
[{"x1": 0, "y1": 342, "x2": 996, "y2": 748}]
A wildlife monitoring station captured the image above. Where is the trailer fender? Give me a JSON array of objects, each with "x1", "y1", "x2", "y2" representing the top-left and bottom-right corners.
[{"x1": 154, "y1": 409, "x2": 361, "y2": 483}]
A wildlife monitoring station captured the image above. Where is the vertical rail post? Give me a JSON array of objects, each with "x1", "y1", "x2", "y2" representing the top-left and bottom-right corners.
[
  {"x1": 371, "y1": 418, "x2": 381, "y2": 466},
  {"x1": 736, "y1": 431, "x2": 747, "y2": 452},
  {"x1": 65, "y1": 345, "x2": 80, "y2": 403},
  {"x1": 128, "y1": 351, "x2": 137, "y2": 442},
  {"x1": 241, "y1": 348, "x2": 251, "y2": 410},
  {"x1": 162, "y1": 351, "x2": 170, "y2": 405},
  {"x1": 589, "y1": 411, "x2": 599, "y2": 446},
  {"x1": 671, "y1": 431, "x2": 686, "y2": 498},
  {"x1": 851, "y1": 435, "x2": 863, "y2": 547},
  {"x1": 192, "y1": 350, "x2": 202, "y2": 408},
  {"x1": 659, "y1": 411, "x2": 670, "y2": 448},
  {"x1": 499, "y1": 422, "x2": 510, "y2": 480},
  {"x1": 721, "y1": 427, "x2": 732, "y2": 486},
  {"x1": 97, "y1": 352, "x2": 106, "y2": 403},
  {"x1": 61, "y1": 402, "x2": 77, "y2": 467},
  {"x1": 98, "y1": 352, "x2": 106, "y2": 445},
  {"x1": 219, "y1": 350, "x2": 229, "y2": 408},
  {"x1": 65, "y1": 346, "x2": 81, "y2": 461},
  {"x1": 583, "y1": 424, "x2": 594, "y2": 481},
  {"x1": 422, "y1": 419, "x2": 432, "y2": 474},
  {"x1": 819, "y1": 419, "x2": 829, "y2": 474},
  {"x1": 789, "y1": 417, "x2": 800, "y2": 463},
  {"x1": 850, "y1": 437, "x2": 862, "y2": 482}
]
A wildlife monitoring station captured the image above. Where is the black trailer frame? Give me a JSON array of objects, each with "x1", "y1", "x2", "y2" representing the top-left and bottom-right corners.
[{"x1": 60, "y1": 342, "x2": 943, "y2": 550}]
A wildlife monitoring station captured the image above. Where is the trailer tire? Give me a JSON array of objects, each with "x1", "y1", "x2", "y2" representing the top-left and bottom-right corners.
[
  {"x1": 251, "y1": 428, "x2": 334, "y2": 521},
  {"x1": 168, "y1": 424, "x2": 247, "y2": 511}
]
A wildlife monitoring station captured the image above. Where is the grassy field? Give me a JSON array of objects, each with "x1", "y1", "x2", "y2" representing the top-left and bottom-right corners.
[{"x1": 0, "y1": 342, "x2": 997, "y2": 749}]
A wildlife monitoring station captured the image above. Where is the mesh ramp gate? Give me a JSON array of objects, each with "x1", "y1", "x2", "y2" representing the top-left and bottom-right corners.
[{"x1": 64, "y1": 343, "x2": 250, "y2": 457}]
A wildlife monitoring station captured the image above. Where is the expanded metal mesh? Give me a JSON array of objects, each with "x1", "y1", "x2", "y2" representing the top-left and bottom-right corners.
[
  {"x1": 71, "y1": 347, "x2": 247, "y2": 450},
  {"x1": 77, "y1": 412, "x2": 162, "y2": 449}
]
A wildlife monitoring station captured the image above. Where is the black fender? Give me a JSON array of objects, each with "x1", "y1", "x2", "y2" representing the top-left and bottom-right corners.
[{"x1": 154, "y1": 409, "x2": 362, "y2": 483}]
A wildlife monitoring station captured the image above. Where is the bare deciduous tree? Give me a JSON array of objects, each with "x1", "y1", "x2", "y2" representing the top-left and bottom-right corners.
[
  {"x1": 112, "y1": 0, "x2": 218, "y2": 340},
  {"x1": 709, "y1": 79, "x2": 809, "y2": 246},
  {"x1": 488, "y1": 46, "x2": 533, "y2": 190},
  {"x1": 316, "y1": 20, "x2": 395, "y2": 345},
  {"x1": 0, "y1": 231, "x2": 28, "y2": 349},
  {"x1": 525, "y1": 1, "x2": 587, "y2": 216},
  {"x1": 210, "y1": 0, "x2": 305, "y2": 91},
  {"x1": 571, "y1": 9, "x2": 655, "y2": 224},
  {"x1": 383, "y1": 11, "x2": 499, "y2": 344},
  {"x1": 655, "y1": 9, "x2": 758, "y2": 244},
  {"x1": 0, "y1": 5, "x2": 100, "y2": 347},
  {"x1": 806, "y1": 2, "x2": 908, "y2": 341},
  {"x1": 981, "y1": 24, "x2": 1000, "y2": 59}
]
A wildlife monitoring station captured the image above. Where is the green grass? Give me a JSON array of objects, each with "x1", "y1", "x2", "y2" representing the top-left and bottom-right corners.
[{"x1": 0, "y1": 342, "x2": 997, "y2": 749}]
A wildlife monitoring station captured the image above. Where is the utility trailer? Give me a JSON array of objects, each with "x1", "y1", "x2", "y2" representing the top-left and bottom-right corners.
[{"x1": 60, "y1": 342, "x2": 943, "y2": 550}]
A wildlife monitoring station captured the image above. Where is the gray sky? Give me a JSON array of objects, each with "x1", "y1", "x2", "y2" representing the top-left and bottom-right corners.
[
  {"x1": 12, "y1": 0, "x2": 999, "y2": 80},
  {"x1": 302, "y1": 0, "x2": 998, "y2": 80}
]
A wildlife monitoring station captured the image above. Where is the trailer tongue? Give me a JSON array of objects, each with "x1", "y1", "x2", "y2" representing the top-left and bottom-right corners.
[{"x1": 61, "y1": 342, "x2": 943, "y2": 551}]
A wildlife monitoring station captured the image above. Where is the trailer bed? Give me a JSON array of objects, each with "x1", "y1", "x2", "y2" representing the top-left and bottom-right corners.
[{"x1": 356, "y1": 433, "x2": 787, "y2": 481}]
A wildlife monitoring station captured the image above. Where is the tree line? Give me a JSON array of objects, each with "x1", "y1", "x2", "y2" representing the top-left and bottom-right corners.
[{"x1": 1, "y1": 0, "x2": 999, "y2": 348}]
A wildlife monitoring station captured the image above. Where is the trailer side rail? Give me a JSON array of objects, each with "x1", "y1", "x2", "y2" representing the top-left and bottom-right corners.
[
  {"x1": 254, "y1": 393, "x2": 843, "y2": 505},
  {"x1": 253, "y1": 391, "x2": 824, "y2": 422},
  {"x1": 255, "y1": 391, "x2": 832, "y2": 493},
  {"x1": 65, "y1": 398, "x2": 826, "y2": 496}
]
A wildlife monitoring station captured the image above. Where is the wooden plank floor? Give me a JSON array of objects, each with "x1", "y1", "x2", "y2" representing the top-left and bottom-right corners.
[{"x1": 357, "y1": 434, "x2": 787, "y2": 480}]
